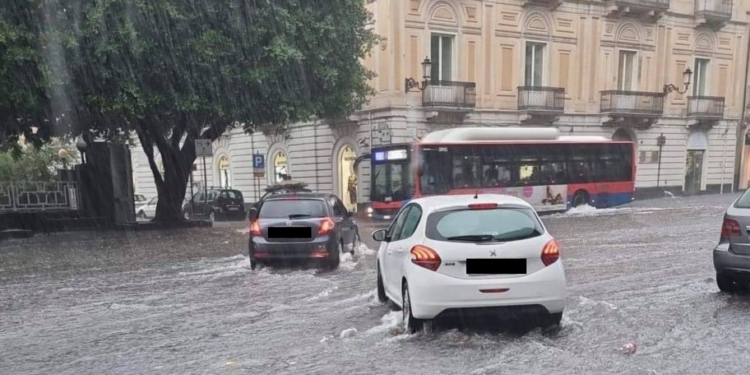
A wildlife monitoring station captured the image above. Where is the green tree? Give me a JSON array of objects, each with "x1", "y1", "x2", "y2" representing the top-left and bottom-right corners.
[
  {"x1": 41, "y1": 0, "x2": 377, "y2": 221},
  {"x1": 0, "y1": 138, "x2": 79, "y2": 182}
]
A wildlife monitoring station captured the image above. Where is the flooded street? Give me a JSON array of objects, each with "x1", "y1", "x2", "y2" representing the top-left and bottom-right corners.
[{"x1": 2, "y1": 194, "x2": 749, "y2": 375}]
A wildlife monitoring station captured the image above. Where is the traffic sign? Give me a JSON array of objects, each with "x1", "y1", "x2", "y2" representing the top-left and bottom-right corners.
[
  {"x1": 195, "y1": 139, "x2": 213, "y2": 157},
  {"x1": 253, "y1": 154, "x2": 265, "y2": 169}
]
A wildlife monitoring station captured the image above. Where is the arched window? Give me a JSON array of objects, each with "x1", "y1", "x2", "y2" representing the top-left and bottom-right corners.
[
  {"x1": 218, "y1": 155, "x2": 231, "y2": 188},
  {"x1": 273, "y1": 151, "x2": 289, "y2": 183}
]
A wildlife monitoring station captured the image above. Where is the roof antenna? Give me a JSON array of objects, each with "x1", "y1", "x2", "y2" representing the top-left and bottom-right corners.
[{"x1": 474, "y1": 190, "x2": 479, "y2": 199}]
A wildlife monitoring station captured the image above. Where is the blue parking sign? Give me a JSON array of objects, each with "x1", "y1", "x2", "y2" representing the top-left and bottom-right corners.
[{"x1": 253, "y1": 154, "x2": 265, "y2": 169}]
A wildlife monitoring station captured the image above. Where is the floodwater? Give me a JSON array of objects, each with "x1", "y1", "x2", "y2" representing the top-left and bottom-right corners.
[{"x1": 1, "y1": 193, "x2": 748, "y2": 375}]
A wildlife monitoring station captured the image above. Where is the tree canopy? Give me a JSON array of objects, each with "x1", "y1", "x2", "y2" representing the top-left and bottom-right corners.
[{"x1": 2, "y1": 0, "x2": 378, "y2": 220}]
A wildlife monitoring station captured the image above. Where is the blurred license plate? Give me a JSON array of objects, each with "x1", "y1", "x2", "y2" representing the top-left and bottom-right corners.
[
  {"x1": 466, "y1": 259, "x2": 526, "y2": 275},
  {"x1": 268, "y1": 227, "x2": 311, "y2": 239},
  {"x1": 228, "y1": 206, "x2": 239, "y2": 211}
]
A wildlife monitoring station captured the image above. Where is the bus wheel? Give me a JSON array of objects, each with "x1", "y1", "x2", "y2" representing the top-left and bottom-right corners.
[{"x1": 572, "y1": 190, "x2": 589, "y2": 207}]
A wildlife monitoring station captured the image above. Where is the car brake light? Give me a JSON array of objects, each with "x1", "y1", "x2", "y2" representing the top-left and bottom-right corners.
[
  {"x1": 410, "y1": 245, "x2": 441, "y2": 272},
  {"x1": 542, "y1": 239, "x2": 560, "y2": 266},
  {"x1": 722, "y1": 218, "x2": 741, "y2": 237},
  {"x1": 468, "y1": 203, "x2": 498, "y2": 210},
  {"x1": 318, "y1": 217, "x2": 335, "y2": 235},
  {"x1": 250, "y1": 220, "x2": 261, "y2": 236}
]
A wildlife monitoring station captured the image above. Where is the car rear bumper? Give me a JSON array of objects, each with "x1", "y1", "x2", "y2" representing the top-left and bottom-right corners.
[
  {"x1": 714, "y1": 242, "x2": 750, "y2": 277},
  {"x1": 407, "y1": 261, "x2": 567, "y2": 319},
  {"x1": 250, "y1": 237, "x2": 336, "y2": 260}
]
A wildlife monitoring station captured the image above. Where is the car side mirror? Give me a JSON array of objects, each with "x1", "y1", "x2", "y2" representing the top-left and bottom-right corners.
[{"x1": 372, "y1": 229, "x2": 388, "y2": 242}]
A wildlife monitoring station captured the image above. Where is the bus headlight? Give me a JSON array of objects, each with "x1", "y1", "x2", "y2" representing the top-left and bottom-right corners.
[{"x1": 367, "y1": 207, "x2": 373, "y2": 214}]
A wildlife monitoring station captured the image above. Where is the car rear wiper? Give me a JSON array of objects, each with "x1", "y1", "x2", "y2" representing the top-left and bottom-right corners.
[
  {"x1": 288, "y1": 214, "x2": 312, "y2": 219},
  {"x1": 445, "y1": 234, "x2": 495, "y2": 242}
]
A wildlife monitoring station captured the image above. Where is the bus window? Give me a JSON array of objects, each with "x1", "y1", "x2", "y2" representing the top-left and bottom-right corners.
[
  {"x1": 480, "y1": 146, "x2": 512, "y2": 187},
  {"x1": 513, "y1": 145, "x2": 540, "y2": 186},
  {"x1": 452, "y1": 148, "x2": 481, "y2": 189},
  {"x1": 539, "y1": 146, "x2": 567, "y2": 185},
  {"x1": 567, "y1": 145, "x2": 595, "y2": 183},
  {"x1": 594, "y1": 144, "x2": 633, "y2": 182}
]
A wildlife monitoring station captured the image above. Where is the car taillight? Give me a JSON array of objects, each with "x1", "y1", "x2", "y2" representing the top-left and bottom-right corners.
[
  {"x1": 468, "y1": 203, "x2": 498, "y2": 210},
  {"x1": 250, "y1": 220, "x2": 261, "y2": 236},
  {"x1": 722, "y1": 218, "x2": 741, "y2": 237},
  {"x1": 542, "y1": 239, "x2": 560, "y2": 267},
  {"x1": 410, "y1": 245, "x2": 441, "y2": 272},
  {"x1": 318, "y1": 217, "x2": 335, "y2": 235}
]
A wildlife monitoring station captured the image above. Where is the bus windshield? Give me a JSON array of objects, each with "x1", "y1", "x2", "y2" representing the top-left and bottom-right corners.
[
  {"x1": 419, "y1": 143, "x2": 633, "y2": 194},
  {"x1": 371, "y1": 161, "x2": 411, "y2": 202}
]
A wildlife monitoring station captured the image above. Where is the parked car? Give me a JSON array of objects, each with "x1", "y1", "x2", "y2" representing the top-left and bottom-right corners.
[
  {"x1": 248, "y1": 193, "x2": 360, "y2": 270},
  {"x1": 182, "y1": 188, "x2": 246, "y2": 221},
  {"x1": 373, "y1": 194, "x2": 566, "y2": 333},
  {"x1": 714, "y1": 190, "x2": 750, "y2": 293},
  {"x1": 136, "y1": 197, "x2": 158, "y2": 219}
]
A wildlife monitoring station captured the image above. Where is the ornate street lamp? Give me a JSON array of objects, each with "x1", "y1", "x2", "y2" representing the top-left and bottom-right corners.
[
  {"x1": 76, "y1": 135, "x2": 88, "y2": 164},
  {"x1": 663, "y1": 68, "x2": 693, "y2": 95},
  {"x1": 58, "y1": 149, "x2": 69, "y2": 170},
  {"x1": 404, "y1": 57, "x2": 432, "y2": 92}
]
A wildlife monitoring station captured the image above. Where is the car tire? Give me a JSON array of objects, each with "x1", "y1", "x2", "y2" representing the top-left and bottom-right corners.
[
  {"x1": 137, "y1": 211, "x2": 146, "y2": 219},
  {"x1": 572, "y1": 190, "x2": 589, "y2": 208},
  {"x1": 325, "y1": 243, "x2": 341, "y2": 270},
  {"x1": 402, "y1": 281, "x2": 424, "y2": 334},
  {"x1": 377, "y1": 264, "x2": 388, "y2": 303},
  {"x1": 250, "y1": 259, "x2": 260, "y2": 270},
  {"x1": 183, "y1": 210, "x2": 191, "y2": 220},
  {"x1": 209, "y1": 211, "x2": 216, "y2": 222},
  {"x1": 717, "y1": 273, "x2": 741, "y2": 293},
  {"x1": 351, "y1": 231, "x2": 360, "y2": 255},
  {"x1": 542, "y1": 312, "x2": 563, "y2": 328}
]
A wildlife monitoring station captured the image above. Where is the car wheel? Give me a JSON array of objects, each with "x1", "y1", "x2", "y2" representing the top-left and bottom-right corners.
[
  {"x1": 250, "y1": 259, "x2": 259, "y2": 270},
  {"x1": 542, "y1": 312, "x2": 563, "y2": 328},
  {"x1": 402, "y1": 281, "x2": 424, "y2": 334},
  {"x1": 324, "y1": 244, "x2": 341, "y2": 270},
  {"x1": 717, "y1": 273, "x2": 741, "y2": 293},
  {"x1": 572, "y1": 190, "x2": 589, "y2": 208},
  {"x1": 376, "y1": 264, "x2": 388, "y2": 303},
  {"x1": 183, "y1": 210, "x2": 191, "y2": 220},
  {"x1": 137, "y1": 210, "x2": 146, "y2": 219},
  {"x1": 209, "y1": 211, "x2": 216, "y2": 222},
  {"x1": 351, "y1": 231, "x2": 360, "y2": 254}
]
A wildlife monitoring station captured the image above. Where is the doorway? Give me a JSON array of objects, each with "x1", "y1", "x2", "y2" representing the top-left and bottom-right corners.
[
  {"x1": 338, "y1": 145, "x2": 357, "y2": 212},
  {"x1": 685, "y1": 131, "x2": 708, "y2": 194}
]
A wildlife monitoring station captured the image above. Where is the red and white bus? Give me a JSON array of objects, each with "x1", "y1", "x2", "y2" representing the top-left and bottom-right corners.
[{"x1": 368, "y1": 127, "x2": 635, "y2": 220}]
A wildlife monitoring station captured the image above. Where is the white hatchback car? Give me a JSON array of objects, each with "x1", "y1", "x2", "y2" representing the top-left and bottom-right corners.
[{"x1": 373, "y1": 194, "x2": 567, "y2": 333}]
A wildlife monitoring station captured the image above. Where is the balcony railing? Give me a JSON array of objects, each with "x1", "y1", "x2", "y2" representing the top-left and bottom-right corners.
[
  {"x1": 695, "y1": 0, "x2": 732, "y2": 20},
  {"x1": 422, "y1": 81, "x2": 477, "y2": 109},
  {"x1": 518, "y1": 86, "x2": 565, "y2": 113},
  {"x1": 612, "y1": 0, "x2": 670, "y2": 10},
  {"x1": 600, "y1": 90, "x2": 664, "y2": 116},
  {"x1": 0, "y1": 181, "x2": 80, "y2": 213},
  {"x1": 687, "y1": 96, "x2": 725, "y2": 119}
]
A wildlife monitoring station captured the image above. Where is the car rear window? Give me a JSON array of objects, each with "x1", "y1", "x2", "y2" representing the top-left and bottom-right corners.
[
  {"x1": 736, "y1": 190, "x2": 750, "y2": 208},
  {"x1": 222, "y1": 190, "x2": 243, "y2": 200},
  {"x1": 259, "y1": 199, "x2": 328, "y2": 219},
  {"x1": 426, "y1": 207, "x2": 544, "y2": 242}
]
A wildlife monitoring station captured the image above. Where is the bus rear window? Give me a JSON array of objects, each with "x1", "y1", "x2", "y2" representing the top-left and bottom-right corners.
[{"x1": 426, "y1": 207, "x2": 544, "y2": 242}]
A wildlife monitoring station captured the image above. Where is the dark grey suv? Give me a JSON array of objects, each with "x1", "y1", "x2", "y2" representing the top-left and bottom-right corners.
[{"x1": 248, "y1": 193, "x2": 360, "y2": 270}]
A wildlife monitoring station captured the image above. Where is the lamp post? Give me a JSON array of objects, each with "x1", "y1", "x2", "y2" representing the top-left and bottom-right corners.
[
  {"x1": 58, "y1": 149, "x2": 69, "y2": 170},
  {"x1": 404, "y1": 57, "x2": 432, "y2": 93},
  {"x1": 656, "y1": 134, "x2": 666, "y2": 189},
  {"x1": 75, "y1": 135, "x2": 88, "y2": 164},
  {"x1": 663, "y1": 68, "x2": 693, "y2": 95}
]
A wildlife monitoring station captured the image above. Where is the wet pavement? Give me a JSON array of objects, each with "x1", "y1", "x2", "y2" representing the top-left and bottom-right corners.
[{"x1": 1, "y1": 193, "x2": 749, "y2": 375}]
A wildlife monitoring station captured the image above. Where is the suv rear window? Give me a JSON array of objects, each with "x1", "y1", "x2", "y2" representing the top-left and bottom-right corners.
[
  {"x1": 259, "y1": 199, "x2": 328, "y2": 219},
  {"x1": 221, "y1": 190, "x2": 243, "y2": 200},
  {"x1": 736, "y1": 190, "x2": 750, "y2": 208},
  {"x1": 426, "y1": 207, "x2": 544, "y2": 242}
]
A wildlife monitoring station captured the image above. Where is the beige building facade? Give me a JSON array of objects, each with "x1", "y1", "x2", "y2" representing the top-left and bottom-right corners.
[{"x1": 132, "y1": 0, "x2": 750, "y2": 205}]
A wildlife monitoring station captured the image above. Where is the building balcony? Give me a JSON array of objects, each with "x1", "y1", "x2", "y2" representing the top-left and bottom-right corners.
[
  {"x1": 694, "y1": 0, "x2": 732, "y2": 28},
  {"x1": 607, "y1": 0, "x2": 670, "y2": 20},
  {"x1": 518, "y1": 86, "x2": 565, "y2": 125},
  {"x1": 423, "y1": 81, "x2": 476, "y2": 110},
  {"x1": 687, "y1": 96, "x2": 724, "y2": 128},
  {"x1": 600, "y1": 90, "x2": 664, "y2": 129}
]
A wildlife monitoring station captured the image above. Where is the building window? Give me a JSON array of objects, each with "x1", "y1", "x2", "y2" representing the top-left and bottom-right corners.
[
  {"x1": 218, "y1": 155, "x2": 231, "y2": 188},
  {"x1": 693, "y1": 58, "x2": 709, "y2": 96},
  {"x1": 525, "y1": 42, "x2": 545, "y2": 86},
  {"x1": 430, "y1": 34, "x2": 453, "y2": 82},
  {"x1": 618, "y1": 51, "x2": 636, "y2": 91},
  {"x1": 273, "y1": 151, "x2": 289, "y2": 183}
]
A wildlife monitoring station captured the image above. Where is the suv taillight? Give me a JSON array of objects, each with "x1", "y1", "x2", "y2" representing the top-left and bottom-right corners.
[
  {"x1": 250, "y1": 220, "x2": 261, "y2": 236},
  {"x1": 722, "y1": 218, "x2": 741, "y2": 237},
  {"x1": 318, "y1": 217, "x2": 335, "y2": 235},
  {"x1": 542, "y1": 239, "x2": 560, "y2": 267},
  {"x1": 410, "y1": 245, "x2": 441, "y2": 272}
]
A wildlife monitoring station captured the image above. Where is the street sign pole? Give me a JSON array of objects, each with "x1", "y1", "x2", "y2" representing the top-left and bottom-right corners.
[
  {"x1": 194, "y1": 139, "x2": 213, "y2": 221},
  {"x1": 203, "y1": 156, "x2": 208, "y2": 218},
  {"x1": 189, "y1": 165, "x2": 195, "y2": 219}
]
